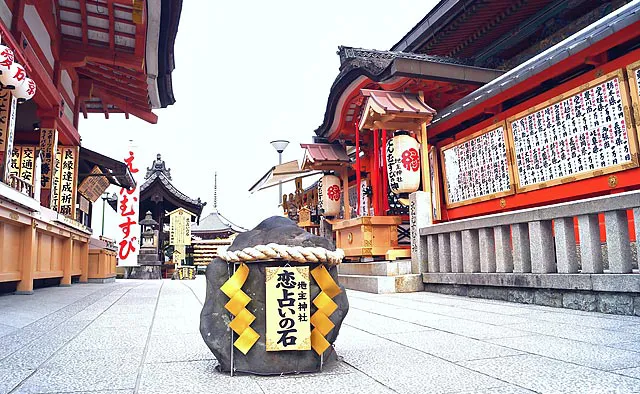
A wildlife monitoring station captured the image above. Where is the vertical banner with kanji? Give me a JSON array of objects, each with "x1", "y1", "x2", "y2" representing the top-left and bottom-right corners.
[
  {"x1": 50, "y1": 148, "x2": 62, "y2": 211},
  {"x1": 1, "y1": 94, "x2": 17, "y2": 182},
  {"x1": 58, "y1": 146, "x2": 79, "y2": 218},
  {"x1": 8, "y1": 146, "x2": 20, "y2": 179},
  {"x1": 19, "y1": 146, "x2": 35, "y2": 186},
  {"x1": 117, "y1": 149, "x2": 141, "y2": 266},
  {"x1": 38, "y1": 129, "x2": 58, "y2": 205},
  {"x1": 265, "y1": 266, "x2": 311, "y2": 351}
]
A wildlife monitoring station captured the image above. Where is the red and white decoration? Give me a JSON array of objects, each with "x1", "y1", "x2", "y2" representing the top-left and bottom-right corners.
[
  {"x1": 318, "y1": 174, "x2": 341, "y2": 217},
  {"x1": 117, "y1": 148, "x2": 141, "y2": 266},
  {"x1": 386, "y1": 131, "x2": 421, "y2": 194},
  {"x1": 0, "y1": 44, "x2": 36, "y2": 102}
]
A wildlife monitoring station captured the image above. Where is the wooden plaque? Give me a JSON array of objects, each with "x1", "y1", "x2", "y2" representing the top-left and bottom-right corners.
[
  {"x1": 507, "y1": 69, "x2": 639, "y2": 193},
  {"x1": 428, "y1": 146, "x2": 442, "y2": 220},
  {"x1": 627, "y1": 60, "x2": 640, "y2": 138},
  {"x1": 440, "y1": 122, "x2": 515, "y2": 208}
]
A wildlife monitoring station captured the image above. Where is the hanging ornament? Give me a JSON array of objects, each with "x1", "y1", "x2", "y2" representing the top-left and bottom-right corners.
[
  {"x1": 0, "y1": 61, "x2": 26, "y2": 89},
  {"x1": 0, "y1": 45, "x2": 14, "y2": 74},
  {"x1": 318, "y1": 174, "x2": 341, "y2": 217},
  {"x1": 386, "y1": 131, "x2": 421, "y2": 194},
  {"x1": 13, "y1": 77, "x2": 36, "y2": 103}
]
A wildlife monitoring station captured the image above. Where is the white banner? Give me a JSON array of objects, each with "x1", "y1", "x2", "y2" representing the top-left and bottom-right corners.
[{"x1": 117, "y1": 146, "x2": 141, "y2": 266}]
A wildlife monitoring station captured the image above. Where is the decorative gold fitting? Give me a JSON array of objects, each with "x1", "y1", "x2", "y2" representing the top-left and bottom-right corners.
[
  {"x1": 347, "y1": 233, "x2": 353, "y2": 244},
  {"x1": 499, "y1": 198, "x2": 507, "y2": 208},
  {"x1": 608, "y1": 175, "x2": 618, "y2": 188}
]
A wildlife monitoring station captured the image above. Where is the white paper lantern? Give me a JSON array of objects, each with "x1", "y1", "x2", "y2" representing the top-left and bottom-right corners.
[
  {"x1": 0, "y1": 45, "x2": 14, "y2": 74},
  {"x1": 318, "y1": 174, "x2": 341, "y2": 217},
  {"x1": 14, "y1": 77, "x2": 36, "y2": 102},
  {"x1": 386, "y1": 131, "x2": 421, "y2": 194},
  {"x1": 0, "y1": 62, "x2": 26, "y2": 89}
]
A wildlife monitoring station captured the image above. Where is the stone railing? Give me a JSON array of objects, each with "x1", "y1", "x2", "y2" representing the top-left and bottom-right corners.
[
  {"x1": 412, "y1": 190, "x2": 640, "y2": 314},
  {"x1": 8, "y1": 174, "x2": 34, "y2": 198},
  {"x1": 417, "y1": 190, "x2": 639, "y2": 276}
]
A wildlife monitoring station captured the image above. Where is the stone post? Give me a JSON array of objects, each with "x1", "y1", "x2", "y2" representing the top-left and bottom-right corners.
[
  {"x1": 437, "y1": 233, "x2": 451, "y2": 273},
  {"x1": 529, "y1": 220, "x2": 556, "y2": 273},
  {"x1": 554, "y1": 217, "x2": 578, "y2": 273},
  {"x1": 409, "y1": 191, "x2": 430, "y2": 274},
  {"x1": 450, "y1": 232, "x2": 463, "y2": 273},
  {"x1": 604, "y1": 210, "x2": 632, "y2": 273},
  {"x1": 511, "y1": 223, "x2": 531, "y2": 273},
  {"x1": 578, "y1": 214, "x2": 603, "y2": 273},
  {"x1": 479, "y1": 228, "x2": 496, "y2": 273},
  {"x1": 462, "y1": 229, "x2": 480, "y2": 273},
  {"x1": 427, "y1": 235, "x2": 439, "y2": 273},
  {"x1": 494, "y1": 225, "x2": 513, "y2": 273}
]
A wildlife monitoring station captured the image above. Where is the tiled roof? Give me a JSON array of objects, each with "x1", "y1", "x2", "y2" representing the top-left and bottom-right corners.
[{"x1": 192, "y1": 210, "x2": 246, "y2": 234}]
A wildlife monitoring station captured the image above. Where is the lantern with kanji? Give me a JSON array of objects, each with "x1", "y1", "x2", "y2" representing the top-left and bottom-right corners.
[
  {"x1": 0, "y1": 61, "x2": 26, "y2": 89},
  {"x1": 0, "y1": 45, "x2": 14, "y2": 73},
  {"x1": 318, "y1": 173, "x2": 341, "y2": 217},
  {"x1": 13, "y1": 77, "x2": 36, "y2": 103},
  {"x1": 386, "y1": 131, "x2": 421, "y2": 194}
]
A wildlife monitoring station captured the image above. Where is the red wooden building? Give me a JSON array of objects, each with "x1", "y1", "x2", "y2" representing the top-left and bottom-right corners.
[{"x1": 0, "y1": 0, "x2": 183, "y2": 293}]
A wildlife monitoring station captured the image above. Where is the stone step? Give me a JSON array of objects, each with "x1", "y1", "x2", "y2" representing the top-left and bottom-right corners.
[
  {"x1": 338, "y1": 260, "x2": 412, "y2": 276},
  {"x1": 339, "y1": 274, "x2": 423, "y2": 294}
]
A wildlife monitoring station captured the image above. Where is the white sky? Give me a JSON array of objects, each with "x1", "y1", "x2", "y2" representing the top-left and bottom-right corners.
[{"x1": 83, "y1": 0, "x2": 439, "y2": 238}]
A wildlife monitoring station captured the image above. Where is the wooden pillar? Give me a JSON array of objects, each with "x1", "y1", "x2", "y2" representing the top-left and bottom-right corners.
[
  {"x1": 341, "y1": 166, "x2": 351, "y2": 220},
  {"x1": 16, "y1": 220, "x2": 36, "y2": 294},
  {"x1": 355, "y1": 123, "x2": 361, "y2": 216},
  {"x1": 79, "y1": 240, "x2": 89, "y2": 282},
  {"x1": 372, "y1": 129, "x2": 380, "y2": 216},
  {"x1": 61, "y1": 237, "x2": 73, "y2": 286},
  {"x1": 0, "y1": 93, "x2": 17, "y2": 183}
]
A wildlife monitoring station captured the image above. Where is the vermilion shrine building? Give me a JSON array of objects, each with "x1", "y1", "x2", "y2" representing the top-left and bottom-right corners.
[
  {"x1": 0, "y1": 0, "x2": 182, "y2": 293},
  {"x1": 301, "y1": 0, "x2": 640, "y2": 303}
]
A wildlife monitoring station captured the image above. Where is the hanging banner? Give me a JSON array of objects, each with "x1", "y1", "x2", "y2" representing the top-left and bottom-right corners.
[
  {"x1": 1, "y1": 94, "x2": 16, "y2": 182},
  {"x1": 78, "y1": 165, "x2": 110, "y2": 202},
  {"x1": 265, "y1": 266, "x2": 311, "y2": 351},
  {"x1": 58, "y1": 146, "x2": 78, "y2": 218},
  {"x1": 169, "y1": 208, "x2": 193, "y2": 246},
  {"x1": 38, "y1": 129, "x2": 58, "y2": 190},
  {"x1": 117, "y1": 148, "x2": 141, "y2": 266},
  {"x1": 50, "y1": 148, "x2": 62, "y2": 211},
  {"x1": 19, "y1": 146, "x2": 35, "y2": 185},
  {"x1": 8, "y1": 146, "x2": 20, "y2": 179}
]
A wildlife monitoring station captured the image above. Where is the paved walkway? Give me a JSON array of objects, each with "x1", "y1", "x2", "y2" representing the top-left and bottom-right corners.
[{"x1": 1, "y1": 278, "x2": 640, "y2": 394}]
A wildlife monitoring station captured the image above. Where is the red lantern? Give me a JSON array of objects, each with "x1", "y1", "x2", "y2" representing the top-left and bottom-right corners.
[
  {"x1": 14, "y1": 77, "x2": 36, "y2": 103},
  {"x1": 0, "y1": 45, "x2": 14, "y2": 73},
  {"x1": 0, "y1": 62, "x2": 26, "y2": 89},
  {"x1": 386, "y1": 131, "x2": 421, "y2": 194},
  {"x1": 318, "y1": 174, "x2": 341, "y2": 217}
]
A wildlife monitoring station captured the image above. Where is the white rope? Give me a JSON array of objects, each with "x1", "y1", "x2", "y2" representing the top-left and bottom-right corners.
[{"x1": 217, "y1": 243, "x2": 345, "y2": 265}]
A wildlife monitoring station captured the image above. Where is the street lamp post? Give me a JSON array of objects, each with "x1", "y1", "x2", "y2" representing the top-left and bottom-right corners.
[
  {"x1": 270, "y1": 140, "x2": 289, "y2": 206},
  {"x1": 101, "y1": 192, "x2": 116, "y2": 237}
]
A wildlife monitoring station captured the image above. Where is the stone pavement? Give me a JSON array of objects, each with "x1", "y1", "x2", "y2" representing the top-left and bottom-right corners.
[{"x1": 1, "y1": 278, "x2": 640, "y2": 394}]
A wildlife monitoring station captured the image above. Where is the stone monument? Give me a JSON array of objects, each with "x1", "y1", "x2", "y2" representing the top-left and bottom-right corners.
[{"x1": 200, "y1": 216, "x2": 349, "y2": 375}]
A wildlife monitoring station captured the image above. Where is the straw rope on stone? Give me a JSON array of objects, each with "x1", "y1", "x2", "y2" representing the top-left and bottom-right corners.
[{"x1": 217, "y1": 243, "x2": 344, "y2": 266}]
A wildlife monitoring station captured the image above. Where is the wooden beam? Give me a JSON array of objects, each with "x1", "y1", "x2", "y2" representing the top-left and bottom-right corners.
[
  {"x1": 60, "y1": 39, "x2": 143, "y2": 70},
  {"x1": 91, "y1": 86, "x2": 157, "y2": 124},
  {"x1": 76, "y1": 69, "x2": 149, "y2": 102},
  {"x1": 80, "y1": 0, "x2": 89, "y2": 45},
  {"x1": 108, "y1": 1, "x2": 115, "y2": 50}
]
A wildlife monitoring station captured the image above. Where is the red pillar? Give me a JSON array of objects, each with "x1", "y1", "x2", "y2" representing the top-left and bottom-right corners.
[
  {"x1": 372, "y1": 129, "x2": 381, "y2": 216},
  {"x1": 381, "y1": 129, "x2": 389, "y2": 215},
  {"x1": 355, "y1": 123, "x2": 361, "y2": 217}
]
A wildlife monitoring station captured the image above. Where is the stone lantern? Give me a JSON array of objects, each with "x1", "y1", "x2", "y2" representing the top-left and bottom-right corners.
[{"x1": 138, "y1": 211, "x2": 161, "y2": 267}]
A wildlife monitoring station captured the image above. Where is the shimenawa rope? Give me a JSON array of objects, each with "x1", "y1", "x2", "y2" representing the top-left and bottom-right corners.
[{"x1": 217, "y1": 243, "x2": 344, "y2": 265}]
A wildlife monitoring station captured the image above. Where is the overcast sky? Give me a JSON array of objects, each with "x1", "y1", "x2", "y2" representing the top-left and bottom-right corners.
[{"x1": 83, "y1": 0, "x2": 438, "y2": 238}]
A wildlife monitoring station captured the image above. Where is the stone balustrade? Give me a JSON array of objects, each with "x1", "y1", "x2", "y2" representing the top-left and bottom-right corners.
[{"x1": 412, "y1": 190, "x2": 640, "y2": 315}]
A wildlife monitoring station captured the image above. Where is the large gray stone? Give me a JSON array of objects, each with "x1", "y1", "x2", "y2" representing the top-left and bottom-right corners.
[
  {"x1": 597, "y1": 293, "x2": 634, "y2": 315},
  {"x1": 199, "y1": 216, "x2": 349, "y2": 375},
  {"x1": 562, "y1": 292, "x2": 597, "y2": 312}
]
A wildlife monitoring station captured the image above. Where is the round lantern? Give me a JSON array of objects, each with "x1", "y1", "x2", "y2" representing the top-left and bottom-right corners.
[
  {"x1": 318, "y1": 174, "x2": 341, "y2": 217},
  {"x1": 0, "y1": 45, "x2": 15, "y2": 74},
  {"x1": 13, "y1": 77, "x2": 36, "y2": 103},
  {"x1": 386, "y1": 131, "x2": 421, "y2": 194},
  {"x1": 0, "y1": 61, "x2": 26, "y2": 89}
]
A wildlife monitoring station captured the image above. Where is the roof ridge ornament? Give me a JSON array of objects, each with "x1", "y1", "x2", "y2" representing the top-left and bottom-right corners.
[{"x1": 145, "y1": 153, "x2": 172, "y2": 180}]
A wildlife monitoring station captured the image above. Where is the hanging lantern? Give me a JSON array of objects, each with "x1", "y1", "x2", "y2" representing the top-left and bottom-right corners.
[
  {"x1": 318, "y1": 174, "x2": 341, "y2": 217},
  {"x1": 386, "y1": 131, "x2": 421, "y2": 194},
  {"x1": 13, "y1": 77, "x2": 36, "y2": 103},
  {"x1": 0, "y1": 45, "x2": 14, "y2": 74},
  {"x1": 0, "y1": 62, "x2": 26, "y2": 89}
]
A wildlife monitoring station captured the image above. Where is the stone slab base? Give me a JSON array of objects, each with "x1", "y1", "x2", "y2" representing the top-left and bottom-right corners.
[
  {"x1": 124, "y1": 266, "x2": 162, "y2": 280},
  {"x1": 88, "y1": 277, "x2": 116, "y2": 284},
  {"x1": 339, "y1": 273, "x2": 423, "y2": 294},
  {"x1": 338, "y1": 260, "x2": 412, "y2": 276},
  {"x1": 423, "y1": 283, "x2": 640, "y2": 316}
]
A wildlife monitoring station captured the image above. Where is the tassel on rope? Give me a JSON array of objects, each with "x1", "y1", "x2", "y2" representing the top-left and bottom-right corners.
[{"x1": 220, "y1": 263, "x2": 259, "y2": 355}]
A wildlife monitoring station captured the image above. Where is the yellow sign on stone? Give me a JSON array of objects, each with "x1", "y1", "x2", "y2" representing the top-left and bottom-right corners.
[{"x1": 265, "y1": 266, "x2": 311, "y2": 352}]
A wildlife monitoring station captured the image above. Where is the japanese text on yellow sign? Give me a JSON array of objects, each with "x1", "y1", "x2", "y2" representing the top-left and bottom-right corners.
[{"x1": 265, "y1": 266, "x2": 311, "y2": 351}]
